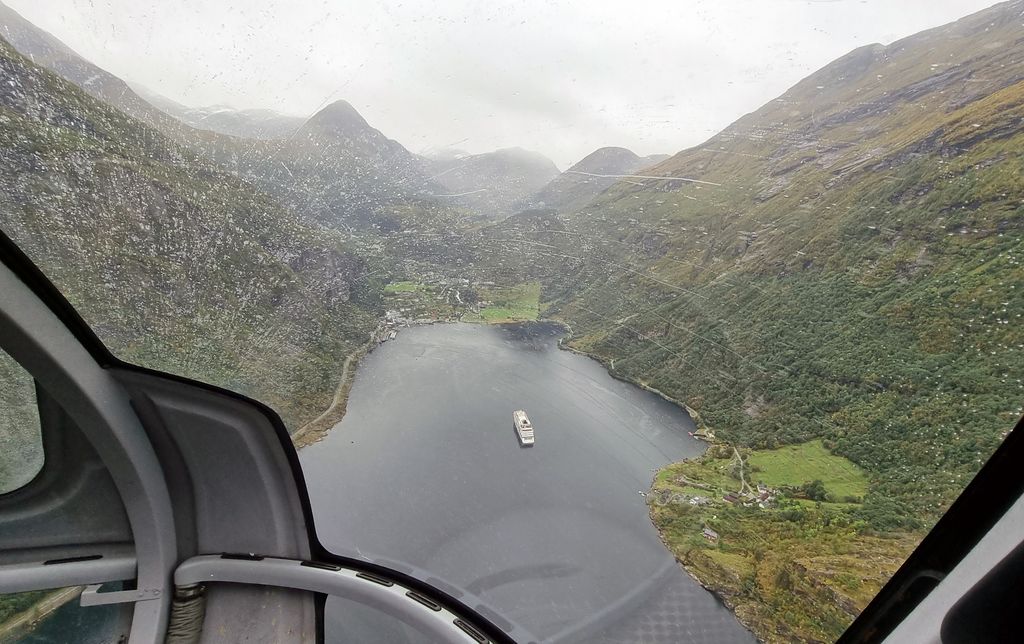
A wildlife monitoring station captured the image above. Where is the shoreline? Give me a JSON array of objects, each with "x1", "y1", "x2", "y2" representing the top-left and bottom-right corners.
[
  {"x1": 553, "y1": 319, "x2": 759, "y2": 638},
  {"x1": 0, "y1": 586, "x2": 83, "y2": 641},
  {"x1": 551, "y1": 318, "x2": 716, "y2": 441},
  {"x1": 290, "y1": 315, "x2": 541, "y2": 450},
  {"x1": 290, "y1": 318, "x2": 457, "y2": 450},
  {"x1": 288, "y1": 316, "x2": 755, "y2": 638},
  {"x1": 291, "y1": 339, "x2": 374, "y2": 450},
  {"x1": 292, "y1": 315, "x2": 720, "y2": 450}
]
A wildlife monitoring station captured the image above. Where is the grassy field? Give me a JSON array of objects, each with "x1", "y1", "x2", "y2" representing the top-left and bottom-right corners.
[
  {"x1": 381, "y1": 280, "x2": 465, "y2": 321},
  {"x1": 380, "y1": 280, "x2": 542, "y2": 324},
  {"x1": 383, "y1": 280, "x2": 426, "y2": 294},
  {"x1": 650, "y1": 443, "x2": 919, "y2": 643},
  {"x1": 463, "y1": 282, "x2": 541, "y2": 323},
  {"x1": 748, "y1": 439, "x2": 869, "y2": 500}
]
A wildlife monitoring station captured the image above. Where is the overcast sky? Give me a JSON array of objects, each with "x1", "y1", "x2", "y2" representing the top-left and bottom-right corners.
[{"x1": 7, "y1": 0, "x2": 999, "y2": 168}]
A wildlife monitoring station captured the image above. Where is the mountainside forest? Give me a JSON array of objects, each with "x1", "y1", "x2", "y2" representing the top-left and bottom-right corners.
[
  {"x1": 0, "y1": 36, "x2": 379, "y2": 429},
  {"x1": 0, "y1": 1, "x2": 1021, "y2": 641},
  {"x1": 547, "y1": 0, "x2": 1024, "y2": 528},
  {"x1": 522, "y1": 3, "x2": 1022, "y2": 638}
]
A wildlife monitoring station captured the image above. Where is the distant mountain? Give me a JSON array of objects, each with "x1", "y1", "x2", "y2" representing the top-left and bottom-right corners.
[
  {"x1": 245, "y1": 99, "x2": 452, "y2": 231},
  {"x1": 297, "y1": 99, "x2": 406, "y2": 155},
  {"x1": 527, "y1": 146, "x2": 667, "y2": 212},
  {"x1": 426, "y1": 147, "x2": 559, "y2": 219},
  {"x1": 0, "y1": 34, "x2": 378, "y2": 429},
  {"x1": 131, "y1": 85, "x2": 304, "y2": 140},
  {"x1": 0, "y1": 3, "x2": 453, "y2": 234}
]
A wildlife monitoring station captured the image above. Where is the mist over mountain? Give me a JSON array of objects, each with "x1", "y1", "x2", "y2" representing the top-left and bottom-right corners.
[
  {"x1": 0, "y1": 2, "x2": 287, "y2": 183},
  {"x1": 0, "y1": 2, "x2": 1021, "y2": 642},
  {"x1": 240, "y1": 99, "x2": 457, "y2": 232},
  {"x1": 528, "y1": 146, "x2": 669, "y2": 213},
  {"x1": 425, "y1": 147, "x2": 559, "y2": 220},
  {"x1": 0, "y1": 1, "x2": 184, "y2": 135},
  {"x1": 0, "y1": 3, "x2": 463, "y2": 234},
  {"x1": 131, "y1": 84, "x2": 305, "y2": 140}
]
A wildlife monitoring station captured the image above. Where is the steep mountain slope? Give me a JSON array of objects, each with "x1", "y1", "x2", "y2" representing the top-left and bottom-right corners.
[
  {"x1": 491, "y1": 3, "x2": 1023, "y2": 640},
  {"x1": 0, "y1": 2, "x2": 292, "y2": 189},
  {"x1": 0, "y1": 35, "x2": 378, "y2": 429},
  {"x1": 0, "y1": 1, "x2": 196, "y2": 138},
  {"x1": 131, "y1": 85, "x2": 305, "y2": 140},
  {"x1": 553, "y1": 0, "x2": 1023, "y2": 515},
  {"x1": 425, "y1": 147, "x2": 559, "y2": 219},
  {"x1": 0, "y1": 2, "x2": 453, "y2": 235},
  {"x1": 528, "y1": 146, "x2": 668, "y2": 212}
]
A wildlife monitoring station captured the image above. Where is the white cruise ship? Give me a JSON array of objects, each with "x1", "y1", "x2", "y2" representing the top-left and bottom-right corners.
[{"x1": 513, "y1": 410, "x2": 535, "y2": 446}]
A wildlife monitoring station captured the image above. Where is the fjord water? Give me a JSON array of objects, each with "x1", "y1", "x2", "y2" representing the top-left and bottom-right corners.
[{"x1": 300, "y1": 323, "x2": 753, "y2": 643}]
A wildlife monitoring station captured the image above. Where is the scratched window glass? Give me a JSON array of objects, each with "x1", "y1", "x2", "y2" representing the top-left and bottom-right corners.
[
  {"x1": 0, "y1": 1, "x2": 1020, "y2": 642},
  {"x1": 0, "y1": 348, "x2": 42, "y2": 495}
]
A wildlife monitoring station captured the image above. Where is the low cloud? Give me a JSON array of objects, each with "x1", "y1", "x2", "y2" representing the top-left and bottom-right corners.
[{"x1": 9, "y1": 0, "x2": 998, "y2": 167}]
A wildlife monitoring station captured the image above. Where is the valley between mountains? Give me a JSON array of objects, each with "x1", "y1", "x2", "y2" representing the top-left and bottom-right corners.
[{"x1": 1, "y1": 1, "x2": 1022, "y2": 641}]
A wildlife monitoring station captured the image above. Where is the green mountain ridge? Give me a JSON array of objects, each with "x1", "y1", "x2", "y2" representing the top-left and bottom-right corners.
[
  {"x1": 0, "y1": 35, "x2": 379, "y2": 430},
  {"x1": 532, "y1": 0, "x2": 1024, "y2": 526},
  {"x1": 463, "y1": 4, "x2": 1022, "y2": 639},
  {"x1": 0, "y1": 0, "x2": 268, "y2": 172},
  {"x1": 0, "y1": 2, "x2": 1021, "y2": 641},
  {"x1": 0, "y1": 1, "x2": 187, "y2": 138}
]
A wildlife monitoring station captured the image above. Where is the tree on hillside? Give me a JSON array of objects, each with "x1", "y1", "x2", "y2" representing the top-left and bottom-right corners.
[{"x1": 802, "y1": 479, "x2": 828, "y2": 502}]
